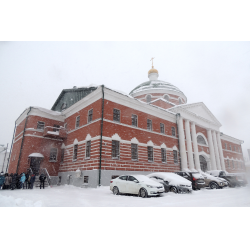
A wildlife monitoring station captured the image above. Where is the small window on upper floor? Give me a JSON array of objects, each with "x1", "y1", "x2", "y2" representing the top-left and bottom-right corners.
[
  {"x1": 171, "y1": 127, "x2": 176, "y2": 136},
  {"x1": 229, "y1": 144, "x2": 232, "y2": 151},
  {"x1": 53, "y1": 124, "x2": 60, "y2": 132},
  {"x1": 146, "y1": 95, "x2": 151, "y2": 103},
  {"x1": 132, "y1": 114, "x2": 138, "y2": 127},
  {"x1": 113, "y1": 109, "x2": 120, "y2": 122},
  {"x1": 75, "y1": 116, "x2": 80, "y2": 128},
  {"x1": 225, "y1": 143, "x2": 227, "y2": 150},
  {"x1": 88, "y1": 109, "x2": 93, "y2": 123},
  {"x1": 147, "y1": 119, "x2": 152, "y2": 131},
  {"x1": 160, "y1": 123, "x2": 165, "y2": 134},
  {"x1": 37, "y1": 121, "x2": 45, "y2": 130},
  {"x1": 234, "y1": 146, "x2": 236, "y2": 152}
]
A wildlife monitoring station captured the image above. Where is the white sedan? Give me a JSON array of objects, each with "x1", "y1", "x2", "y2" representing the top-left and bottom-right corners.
[{"x1": 110, "y1": 175, "x2": 165, "y2": 198}]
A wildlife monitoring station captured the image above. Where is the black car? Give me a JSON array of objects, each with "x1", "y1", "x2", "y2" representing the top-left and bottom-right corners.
[
  {"x1": 174, "y1": 171, "x2": 206, "y2": 190},
  {"x1": 207, "y1": 171, "x2": 242, "y2": 188}
]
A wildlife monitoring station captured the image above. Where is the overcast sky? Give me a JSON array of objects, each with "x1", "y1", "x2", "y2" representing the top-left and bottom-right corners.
[{"x1": 0, "y1": 41, "x2": 250, "y2": 158}]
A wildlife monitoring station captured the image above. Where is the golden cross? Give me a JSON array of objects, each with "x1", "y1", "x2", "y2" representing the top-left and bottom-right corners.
[{"x1": 150, "y1": 57, "x2": 154, "y2": 67}]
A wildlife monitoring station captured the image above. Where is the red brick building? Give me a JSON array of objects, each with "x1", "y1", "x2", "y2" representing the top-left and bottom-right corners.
[{"x1": 7, "y1": 65, "x2": 245, "y2": 187}]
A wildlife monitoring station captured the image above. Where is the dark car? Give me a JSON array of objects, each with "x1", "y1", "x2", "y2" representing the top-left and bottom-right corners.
[
  {"x1": 207, "y1": 170, "x2": 242, "y2": 188},
  {"x1": 174, "y1": 171, "x2": 206, "y2": 190}
]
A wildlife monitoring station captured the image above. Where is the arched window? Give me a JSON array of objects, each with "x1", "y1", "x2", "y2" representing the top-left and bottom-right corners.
[
  {"x1": 146, "y1": 95, "x2": 151, "y2": 103},
  {"x1": 197, "y1": 135, "x2": 207, "y2": 145},
  {"x1": 163, "y1": 95, "x2": 169, "y2": 101},
  {"x1": 178, "y1": 98, "x2": 182, "y2": 104}
]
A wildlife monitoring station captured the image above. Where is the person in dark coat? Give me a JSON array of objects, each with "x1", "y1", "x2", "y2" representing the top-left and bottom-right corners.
[
  {"x1": 24, "y1": 171, "x2": 30, "y2": 189},
  {"x1": 39, "y1": 173, "x2": 46, "y2": 189},
  {"x1": 0, "y1": 173, "x2": 5, "y2": 190},
  {"x1": 16, "y1": 174, "x2": 21, "y2": 189},
  {"x1": 10, "y1": 173, "x2": 17, "y2": 190},
  {"x1": 4, "y1": 173, "x2": 11, "y2": 189},
  {"x1": 30, "y1": 174, "x2": 36, "y2": 189}
]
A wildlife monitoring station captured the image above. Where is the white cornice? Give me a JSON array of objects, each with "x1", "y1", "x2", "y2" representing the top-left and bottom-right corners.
[{"x1": 221, "y1": 134, "x2": 244, "y2": 144}]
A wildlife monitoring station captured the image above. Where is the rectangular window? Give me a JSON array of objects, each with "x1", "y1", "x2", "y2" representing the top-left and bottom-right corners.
[
  {"x1": 75, "y1": 116, "x2": 80, "y2": 128},
  {"x1": 113, "y1": 109, "x2": 120, "y2": 122},
  {"x1": 171, "y1": 127, "x2": 176, "y2": 136},
  {"x1": 83, "y1": 176, "x2": 89, "y2": 184},
  {"x1": 112, "y1": 140, "x2": 120, "y2": 159},
  {"x1": 53, "y1": 124, "x2": 60, "y2": 132},
  {"x1": 131, "y1": 143, "x2": 138, "y2": 160},
  {"x1": 161, "y1": 148, "x2": 166, "y2": 163},
  {"x1": 73, "y1": 144, "x2": 78, "y2": 161},
  {"x1": 227, "y1": 159, "x2": 230, "y2": 169},
  {"x1": 225, "y1": 143, "x2": 227, "y2": 149},
  {"x1": 147, "y1": 146, "x2": 153, "y2": 162},
  {"x1": 173, "y1": 150, "x2": 178, "y2": 164},
  {"x1": 229, "y1": 144, "x2": 232, "y2": 150},
  {"x1": 37, "y1": 121, "x2": 45, "y2": 130},
  {"x1": 132, "y1": 114, "x2": 138, "y2": 127},
  {"x1": 234, "y1": 146, "x2": 236, "y2": 152},
  {"x1": 88, "y1": 109, "x2": 93, "y2": 123},
  {"x1": 147, "y1": 119, "x2": 152, "y2": 131},
  {"x1": 61, "y1": 148, "x2": 65, "y2": 163},
  {"x1": 160, "y1": 123, "x2": 165, "y2": 134},
  {"x1": 232, "y1": 160, "x2": 234, "y2": 169},
  {"x1": 49, "y1": 148, "x2": 57, "y2": 162},
  {"x1": 86, "y1": 141, "x2": 91, "y2": 158}
]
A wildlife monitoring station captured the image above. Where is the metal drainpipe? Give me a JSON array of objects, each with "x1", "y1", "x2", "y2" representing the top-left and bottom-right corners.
[
  {"x1": 98, "y1": 85, "x2": 105, "y2": 186},
  {"x1": 176, "y1": 113, "x2": 182, "y2": 169},
  {"x1": 16, "y1": 107, "x2": 32, "y2": 174},
  {"x1": 6, "y1": 123, "x2": 16, "y2": 173}
]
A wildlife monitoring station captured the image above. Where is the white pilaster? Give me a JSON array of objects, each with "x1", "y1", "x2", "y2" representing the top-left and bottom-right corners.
[
  {"x1": 185, "y1": 119, "x2": 195, "y2": 171},
  {"x1": 216, "y1": 132, "x2": 226, "y2": 171},
  {"x1": 177, "y1": 114, "x2": 188, "y2": 171},
  {"x1": 212, "y1": 130, "x2": 221, "y2": 170},
  {"x1": 207, "y1": 129, "x2": 217, "y2": 170},
  {"x1": 191, "y1": 122, "x2": 201, "y2": 171}
]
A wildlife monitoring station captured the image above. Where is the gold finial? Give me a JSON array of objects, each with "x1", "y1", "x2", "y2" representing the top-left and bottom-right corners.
[{"x1": 150, "y1": 57, "x2": 155, "y2": 68}]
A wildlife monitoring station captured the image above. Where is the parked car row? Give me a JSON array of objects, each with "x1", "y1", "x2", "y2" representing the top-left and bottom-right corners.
[{"x1": 110, "y1": 170, "x2": 247, "y2": 198}]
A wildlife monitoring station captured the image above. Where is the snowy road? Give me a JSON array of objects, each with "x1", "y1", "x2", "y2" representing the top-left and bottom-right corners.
[{"x1": 1, "y1": 184, "x2": 250, "y2": 207}]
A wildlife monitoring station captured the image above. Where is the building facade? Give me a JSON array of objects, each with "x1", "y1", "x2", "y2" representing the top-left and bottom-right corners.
[{"x1": 7, "y1": 65, "x2": 245, "y2": 187}]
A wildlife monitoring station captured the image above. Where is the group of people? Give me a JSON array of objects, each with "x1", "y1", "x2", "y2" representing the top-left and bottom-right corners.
[{"x1": 0, "y1": 169, "x2": 47, "y2": 190}]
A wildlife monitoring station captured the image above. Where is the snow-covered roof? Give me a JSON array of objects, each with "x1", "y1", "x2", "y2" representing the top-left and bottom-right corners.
[{"x1": 129, "y1": 80, "x2": 185, "y2": 97}]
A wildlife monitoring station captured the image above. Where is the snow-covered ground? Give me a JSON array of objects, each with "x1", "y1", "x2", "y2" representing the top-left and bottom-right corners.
[{"x1": 1, "y1": 184, "x2": 250, "y2": 207}]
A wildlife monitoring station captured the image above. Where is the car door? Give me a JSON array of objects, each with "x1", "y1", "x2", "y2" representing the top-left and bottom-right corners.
[
  {"x1": 117, "y1": 175, "x2": 128, "y2": 193},
  {"x1": 127, "y1": 176, "x2": 140, "y2": 194}
]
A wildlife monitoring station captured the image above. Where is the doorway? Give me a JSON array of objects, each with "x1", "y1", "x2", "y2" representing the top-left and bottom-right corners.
[
  {"x1": 30, "y1": 157, "x2": 42, "y2": 175},
  {"x1": 199, "y1": 155, "x2": 207, "y2": 172}
]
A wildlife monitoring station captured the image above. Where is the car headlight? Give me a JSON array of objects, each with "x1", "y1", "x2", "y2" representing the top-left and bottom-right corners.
[{"x1": 146, "y1": 185, "x2": 156, "y2": 188}]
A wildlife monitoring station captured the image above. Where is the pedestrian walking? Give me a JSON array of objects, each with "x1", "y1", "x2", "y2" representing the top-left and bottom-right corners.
[
  {"x1": 0, "y1": 172, "x2": 5, "y2": 190},
  {"x1": 20, "y1": 173, "x2": 26, "y2": 189},
  {"x1": 39, "y1": 173, "x2": 46, "y2": 189},
  {"x1": 30, "y1": 173, "x2": 36, "y2": 189},
  {"x1": 4, "y1": 173, "x2": 11, "y2": 189}
]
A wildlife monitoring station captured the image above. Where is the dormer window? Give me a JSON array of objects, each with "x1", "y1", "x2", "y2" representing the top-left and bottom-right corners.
[
  {"x1": 146, "y1": 95, "x2": 151, "y2": 103},
  {"x1": 163, "y1": 95, "x2": 169, "y2": 101},
  {"x1": 61, "y1": 102, "x2": 67, "y2": 111}
]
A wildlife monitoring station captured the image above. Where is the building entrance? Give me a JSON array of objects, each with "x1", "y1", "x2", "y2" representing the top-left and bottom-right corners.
[
  {"x1": 30, "y1": 157, "x2": 42, "y2": 175},
  {"x1": 199, "y1": 155, "x2": 207, "y2": 172}
]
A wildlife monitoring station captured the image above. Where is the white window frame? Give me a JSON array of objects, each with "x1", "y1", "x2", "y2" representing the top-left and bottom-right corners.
[
  {"x1": 73, "y1": 144, "x2": 78, "y2": 161},
  {"x1": 113, "y1": 108, "x2": 121, "y2": 123},
  {"x1": 85, "y1": 140, "x2": 91, "y2": 159},
  {"x1": 131, "y1": 114, "x2": 138, "y2": 127},
  {"x1": 147, "y1": 119, "x2": 152, "y2": 131},
  {"x1": 37, "y1": 121, "x2": 45, "y2": 130},
  {"x1": 88, "y1": 109, "x2": 93, "y2": 123}
]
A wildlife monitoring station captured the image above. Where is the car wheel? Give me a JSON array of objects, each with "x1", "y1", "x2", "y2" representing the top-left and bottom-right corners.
[
  {"x1": 170, "y1": 186, "x2": 178, "y2": 193},
  {"x1": 139, "y1": 188, "x2": 148, "y2": 198},
  {"x1": 113, "y1": 186, "x2": 120, "y2": 195},
  {"x1": 210, "y1": 182, "x2": 219, "y2": 189}
]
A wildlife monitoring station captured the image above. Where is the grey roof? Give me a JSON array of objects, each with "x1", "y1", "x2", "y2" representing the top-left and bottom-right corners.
[
  {"x1": 51, "y1": 87, "x2": 97, "y2": 112},
  {"x1": 129, "y1": 80, "x2": 185, "y2": 96}
]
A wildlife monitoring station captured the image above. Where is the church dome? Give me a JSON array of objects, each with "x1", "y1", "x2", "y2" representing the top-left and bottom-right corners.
[{"x1": 148, "y1": 66, "x2": 158, "y2": 75}]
